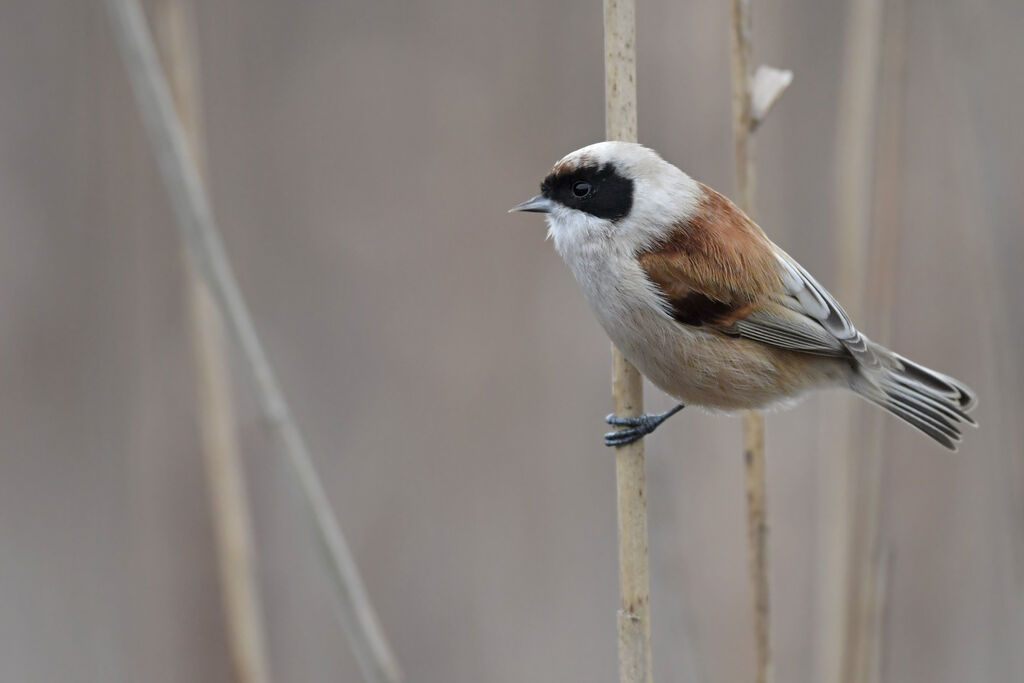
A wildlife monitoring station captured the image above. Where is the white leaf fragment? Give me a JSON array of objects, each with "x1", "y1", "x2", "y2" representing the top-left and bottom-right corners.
[{"x1": 751, "y1": 65, "x2": 794, "y2": 126}]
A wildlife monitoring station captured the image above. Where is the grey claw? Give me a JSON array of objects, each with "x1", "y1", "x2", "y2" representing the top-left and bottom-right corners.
[
  {"x1": 604, "y1": 428, "x2": 644, "y2": 447},
  {"x1": 603, "y1": 404, "x2": 684, "y2": 447}
]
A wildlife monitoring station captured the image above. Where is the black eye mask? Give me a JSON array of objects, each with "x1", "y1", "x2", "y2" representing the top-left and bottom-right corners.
[{"x1": 541, "y1": 163, "x2": 634, "y2": 221}]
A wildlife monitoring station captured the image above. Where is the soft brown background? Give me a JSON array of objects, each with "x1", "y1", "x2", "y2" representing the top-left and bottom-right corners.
[{"x1": 0, "y1": 1, "x2": 1020, "y2": 681}]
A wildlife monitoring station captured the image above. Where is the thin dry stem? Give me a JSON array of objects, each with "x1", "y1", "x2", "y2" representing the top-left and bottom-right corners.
[
  {"x1": 730, "y1": 2, "x2": 778, "y2": 682},
  {"x1": 730, "y1": 0, "x2": 754, "y2": 211},
  {"x1": 155, "y1": 3, "x2": 272, "y2": 682},
  {"x1": 844, "y1": 3, "x2": 907, "y2": 682},
  {"x1": 818, "y1": 0, "x2": 884, "y2": 682},
  {"x1": 833, "y1": 0, "x2": 884, "y2": 315},
  {"x1": 103, "y1": 2, "x2": 402, "y2": 682},
  {"x1": 604, "y1": 2, "x2": 652, "y2": 683},
  {"x1": 742, "y1": 410, "x2": 770, "y2": 683},
  {"x1": 612, "y1": 351, "x2": 651, "y2": 683}
]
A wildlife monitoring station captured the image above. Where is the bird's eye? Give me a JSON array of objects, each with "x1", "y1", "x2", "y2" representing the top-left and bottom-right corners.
[{"x1": 572, "y1": 181, "x2": 592, "y2": 198}]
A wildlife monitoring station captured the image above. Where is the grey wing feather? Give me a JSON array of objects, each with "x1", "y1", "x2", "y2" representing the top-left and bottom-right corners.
[
  {"x1": 727, "y1": 303, "x2": 847, "y2": 356},
  {"x1": 770, "y1": 248, "x2": 880, "y2": 367},
  {"x1": 718, "y1": 246, "x2": 861, "y2": 358},
  {"x1": 766, "y1": 246, "x2": 977, "y2": 449}
]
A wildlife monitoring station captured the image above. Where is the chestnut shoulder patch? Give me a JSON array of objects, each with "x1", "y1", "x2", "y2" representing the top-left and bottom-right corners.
[{"x1": 637, "y1": 184, "x2": 782, "y2": 327}]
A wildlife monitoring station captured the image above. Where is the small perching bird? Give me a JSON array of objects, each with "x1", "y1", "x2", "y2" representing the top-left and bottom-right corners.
[{"x1": 511, "y1": 142, "x2": 976, "y2": 449}]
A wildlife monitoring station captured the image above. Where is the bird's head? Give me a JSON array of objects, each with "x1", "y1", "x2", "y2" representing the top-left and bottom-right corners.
[{"x1": 510, "y1": 141, "x2": 700, "y2": 254}]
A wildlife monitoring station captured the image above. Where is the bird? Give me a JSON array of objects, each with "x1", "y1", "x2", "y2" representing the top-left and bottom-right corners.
[{"x1": 510, "y1": 141, "x2": 976, "y2": 450}]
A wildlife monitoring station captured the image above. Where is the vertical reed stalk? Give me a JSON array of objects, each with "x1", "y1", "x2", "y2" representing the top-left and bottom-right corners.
[
  {"x1": 154, "y1": 3, "x2": 273, "y2": 682},
  {"x1": 603, "y1": 2, "x2": 652, "y2": 682},
  {"x1": 103, "y1": 2, "x2": 403, "y2": 681},
  {"x1": 729, "y1": 4, "x2": 793, "y2": 682},
  {"x1": 730, "y1": 3, "x2": 770, "y2": 683},
  {"x1": 819, "y1": 0, "x2": 884, "y2": 681},
  {"x1": 844, "y1": 2, "x2": 906, "y2": 682}
]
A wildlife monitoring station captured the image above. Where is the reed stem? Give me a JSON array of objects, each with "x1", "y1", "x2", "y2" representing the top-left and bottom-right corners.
[
  {"x1": 604, "y1": 2, "x2": 652, "y2": 682},
  {"x1": 154, "y1": 3, "x2": 273, "y2": 682},
  {"x1": 103, "y1": 2, "x2": 403, "y2": 681}
]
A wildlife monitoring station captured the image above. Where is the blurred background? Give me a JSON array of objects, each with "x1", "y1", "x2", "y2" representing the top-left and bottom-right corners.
[{"x1": 0, "y1": 1, "x2": 1020, "y2": 681}]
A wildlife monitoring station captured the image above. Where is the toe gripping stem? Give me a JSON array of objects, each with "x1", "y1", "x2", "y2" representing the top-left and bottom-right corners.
[{"x1": 603, "y1": 403, "x2": 685, "y2": 447}]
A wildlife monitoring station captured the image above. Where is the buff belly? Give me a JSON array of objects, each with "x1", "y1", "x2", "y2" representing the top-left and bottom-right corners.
[
  {"x1": 599, "y1": 306, "x2": 847, "y2": 411},
  {"x1": 560, "y1": 243, "x2": 847, "y2": 410}
]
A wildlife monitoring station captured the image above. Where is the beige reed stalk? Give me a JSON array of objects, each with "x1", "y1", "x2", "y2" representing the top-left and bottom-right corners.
[
  {"x1": 103, "y1": 2, "x2": 402, "y2": 682},
  {"x1": 154, "y1": 3, "x2": 272, "y2": 682},
  {"x1": 841, "y1": 2, "x2": 906, "y2": 682},
  {"x1": 603, "y1": 2, "x2": 652, "y2": 683},
  {"x1": 729, "y1": 2, "x2": 792, "y2": 682},
  {"x1": 818, "y1": 0, "x2": 884, "y2": 681},
  {"x1": 730, "y1": 4, "x2": 769, "y2": 682}
]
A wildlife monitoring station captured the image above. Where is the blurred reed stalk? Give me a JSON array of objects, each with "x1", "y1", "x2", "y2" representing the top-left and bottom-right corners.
[
  {"x1": 856, "y1": 4, "x2": 908, "y2": 682},
  {"x1": 729, "y1": 3, "x2": 791, "y2": 682},
  {"x1": 729, "y1": 12, "x2": 769, "y2": 682},
  {"x1": 102, "y1": 2, "x2": 403, "y2": 682},
  {"x1": 838, "y1": 1, "x2": 907, "y2": 682},
  {"x1": 939, "y1": 2, "x2": 1022, "y2": 654},
  {"x1": 818, "y1": 0, "x2": 890, "y2": 681},
  {"x1": 154, "y1": 2, "x2": 273, "y2": 682},
  {"x1": 603, "y1": 2, "x2": 652, "y2": 682}
]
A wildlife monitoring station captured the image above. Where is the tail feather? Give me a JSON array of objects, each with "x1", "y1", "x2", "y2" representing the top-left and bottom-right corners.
[
  {"x1": 851, "y1": 343, "x2": 978, "y2": 451},
  {"x1": 887, "y1": 393, "x2": 962, "y2": 442},
  {"x1": 883, "y1": 401, "x2": 960, "y2": 450},
  {"x1": 892, "y1": 352, "x2": 977, "y2": 411},
  {"x1": 889, "y1": 374, "x2": 977, "y2": 426}
]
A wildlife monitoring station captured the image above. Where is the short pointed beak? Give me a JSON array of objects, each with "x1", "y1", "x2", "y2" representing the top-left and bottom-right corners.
[{"x1": 508, "y1": 194, "x2": 555, "y2": 214}]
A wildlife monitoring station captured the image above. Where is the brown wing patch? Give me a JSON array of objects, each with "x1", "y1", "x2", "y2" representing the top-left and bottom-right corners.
[
  {"x1": 638, "y1": 184, "x2": 782, "y2": 328},
  {"x1": 665, "y1": 291, "x2": 753, "y2": 328}
]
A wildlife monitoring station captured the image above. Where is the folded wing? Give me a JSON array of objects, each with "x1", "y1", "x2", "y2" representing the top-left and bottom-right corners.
[{"x1": 636, "y1": 186, "x2": 976, "y2": 449}]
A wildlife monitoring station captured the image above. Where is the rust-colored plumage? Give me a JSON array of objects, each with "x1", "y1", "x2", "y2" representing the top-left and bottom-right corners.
[{"x1": 638, "y1": 185, "x2": 781, "y2": 327}]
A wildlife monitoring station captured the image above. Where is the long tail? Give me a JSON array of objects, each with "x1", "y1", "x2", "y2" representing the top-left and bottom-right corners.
[{"x1": 850, "y1": 342, "x2": 978, "y2": 451}]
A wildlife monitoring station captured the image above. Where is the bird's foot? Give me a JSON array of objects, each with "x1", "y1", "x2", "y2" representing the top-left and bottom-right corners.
[{"x1": 603, "y1": 403, "x2": 685, "y2": 447}]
